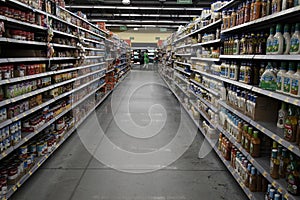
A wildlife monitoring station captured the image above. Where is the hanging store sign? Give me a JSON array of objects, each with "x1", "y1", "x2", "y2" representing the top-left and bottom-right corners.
[{"x1": 177, "y1": 0, "x2": 192, "y2": 4}]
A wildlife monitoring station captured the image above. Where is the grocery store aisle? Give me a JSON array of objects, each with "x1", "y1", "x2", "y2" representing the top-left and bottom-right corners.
[{"x1": 11, "y1": 70, "x2": 247, "y2": 200}]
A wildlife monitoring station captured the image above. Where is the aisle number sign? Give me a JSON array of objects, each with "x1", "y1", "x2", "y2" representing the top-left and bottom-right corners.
[
  {"x1": 129, "y1": 37, "x2": 134, "y2": 40},
  {"x1": 155, "y1": 37, "x2": 160, "y2": 40},
  {"x1": 177, "y1": 0, "x2": 192, "y2": 4}
]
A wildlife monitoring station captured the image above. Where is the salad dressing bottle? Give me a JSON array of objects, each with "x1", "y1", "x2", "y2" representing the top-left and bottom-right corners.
[
  {"x1": 290, "y1": 23, "x2": 300, "y2": 54},
  {"x1": 266, "y1": 27, "x2": 275, "y2": 54},
  {"x1": 283, "y1": 62, "x2": 296, "y2": 94},
  {"x1": 291, "y1": 63, "x2": 300, "y2": 97},
  {"x1": 283, "y1": 24, "x2": 291, "y2": 54},
  {"x1": 276, "y1": 62, "x2": 287, "y2": 93},
  {"x1": 272, "y1": 24, "x2": 284, "y2": 54}
]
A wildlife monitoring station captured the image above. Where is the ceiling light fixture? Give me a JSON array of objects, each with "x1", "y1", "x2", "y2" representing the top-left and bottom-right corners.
[{"x1": 122, "y1": 0, "x2": 130, "y2": 5}]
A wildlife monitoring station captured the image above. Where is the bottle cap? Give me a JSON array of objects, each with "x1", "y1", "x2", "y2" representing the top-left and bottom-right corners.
[{"x1": 251, "y1": 167, "x2": 256, "y2": 175}]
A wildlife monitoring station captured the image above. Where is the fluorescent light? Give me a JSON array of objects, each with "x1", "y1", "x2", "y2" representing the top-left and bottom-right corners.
[
  {"x1": 66, "y1": 5, "x2": 203, "y2": 11},
  {"x1": 89, "y1": 19, "x2": 189, "y2": 24},
  {"x1": 90, "y1": 13, "x2": 199, "y2": 18}
]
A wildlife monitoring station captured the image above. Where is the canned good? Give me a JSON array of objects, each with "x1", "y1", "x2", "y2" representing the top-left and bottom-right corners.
[
  {"x1": 19, "y1": 145, "x2": 27, "y2": 155},
  {"x1": 36, "y1": 142, "x2": 44, "y2": 156}
]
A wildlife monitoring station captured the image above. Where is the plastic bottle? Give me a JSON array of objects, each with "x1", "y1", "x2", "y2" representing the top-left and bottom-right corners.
[
  {"x1": 290, "y1": 23, "x2": 300, "y2": 54},
  {"x1": 291, "y1": 63, "x2": 300, "y2": 96},
  {"x1": 233, "y1": 35, "x2": 240, "y2": 55},
  {"x1": 250, "y1": 0, "x2": 256, "y2": 21},
  {"x1": 276, "y1": 62, "x2": 287, "y2": 92},
  {"x1": 250, "y1": 130, "x2": 260, "y2": 157},
  {"x1": 277, "y1": 102, "x2": 288, "y2": 128},
  {"x1": 283, "y1": 62, "x2": 296, "y2": 94},
  {"x1": 284, "y1": 105, "x2": 298, "y2": 142},
  {"x1": 266, "y1": 27, "x2": 275, "y2": 54},
  {"x1": 283, "y1": 24, "x2": 291, "y2": 54},
  {"x1": 245, "y1": 0, "x2": 251, "y2": 23},
  {"x1": 249, "y1": 167, "x2": 257, "y2": 192},
  {"x1": 270, "y1": 149, "x2": 280, "y2": 179},
  {"x1": 272, "y1": 24, "x2": 284, "y2": 54},
  {"x1": 259, "y1": 62, "x2": 277, "y2": 91},
  {"x1": 261, "y1": 0, "x2": 268, "y2": 17},
  {"x1": 245, "y1": 126, "x2": 253, "y2": 152},
  {"x1": 253, "y1": 0, "x2": 262, "y2": 20}
]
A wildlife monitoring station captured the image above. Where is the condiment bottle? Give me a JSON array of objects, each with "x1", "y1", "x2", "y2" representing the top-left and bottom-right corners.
[
  {"x1": 279, "y1": 148, "x2": 289, "y2": 178},
  {"x1": 265, "y1": 184, "x2": 272, "y2": 199},
  {"x1": 269, "y1": 188, "x2": 276, "y2": 199},
  {"x1": 240, "y1": 34, "x2": 247, "y2": 54},
  {"x1": 284, "y1": 105, "x2": 298, "y2": 142},
  {"x1": 283, "y1": 62, "x2": 296, "y2": 94},
  {"x1": 290, "y1": 23, "x2": 300, "y2": 54},
  {"x1": 244, "y1": 163, "x2": 252, "y2": 187},
  {"x1": 259, "y1": 62, "x2": 277, "y2": 91},
  {"x1": 231, "y1": 9, "x2": 237, "y2": 28},
  {"x1": 245, "y1": 62, "x2": 253, "y2": 84},
  {"x1": 270, "y1": 149, "x2": 280, "y2": 179},
  {"x1": 250, "y1": 130, "x2": 260, "y2": 157},
  {"x1": 233, "y1": 35, "x2": 240, "y2": 55},
  {"x1": 283, "y1": 24, "x2": 291, "y2": 54},
  {"x1": 241, "y1": 123, "x2": 249, "y2": 148},
  {"x1": 261, "y1": 0, "x2": 268, "y2": 17},
  {"x1": 277, "y1": 102, "x2": 288, "y2": 128},
  {"x1": 253, "y1": 0, "x2": 262, "y2": 20},
  {"x1": 237, "y1": 121, "x2": 243, "y2": 143},
  {"x1": 218, "y1": 133, "x2": 222, "y2": 150},
  {"x1": 245, "y1": 126, "x2": 253, "y2": 152},
  {"x1": 245, "y1": 0, "x2": 251, "y2": 23},
  {"x1": 290, "y1": 63, "x2": 300, "y2": 97},
  {"x1": 240, "y1": 62, "x2": 246, "y2": 82},
  {"x1": 250, "y1": 0, "x2": 256, "y2": 21},
  {"x1": 249, "y1": 167, "x2": 257, "y2": 192},
  {"x1": 266, "y1": 27, "x2": 275, "y2": 54},
  {"x1": 276, "y1": 62, "x2": 287, "y2": 93},
  {"x1": 287, "y1": 156, "x2": 300, "y2": 195},
  {"x1": 256, "y1": 171, "x2": 262, "y2": 192},
  {"x1": 272, "y1": 24, "x2": 284, "y2": 54}
]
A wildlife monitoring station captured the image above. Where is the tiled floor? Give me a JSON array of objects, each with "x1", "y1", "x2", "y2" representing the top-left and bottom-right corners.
[{"x1": 11, "y1": 70, "x2": 247, "y2": 200}]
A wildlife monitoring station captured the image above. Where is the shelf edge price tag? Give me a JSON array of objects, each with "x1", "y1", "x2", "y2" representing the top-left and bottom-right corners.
[
  {"x1": 288, "y1": 145, "x2": 294, "y2": 151},
  {"x1": 263, "y1": 171, "x2": 268, "y2": 177}
]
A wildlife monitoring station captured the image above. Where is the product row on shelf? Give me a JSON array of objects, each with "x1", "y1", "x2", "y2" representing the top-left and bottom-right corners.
[
  {"x1": 0, "y1": 0, "x2": 131, "y2": 199},
  {"x1": 160, "y1": 0, "x2": 300, "y2": 199}
]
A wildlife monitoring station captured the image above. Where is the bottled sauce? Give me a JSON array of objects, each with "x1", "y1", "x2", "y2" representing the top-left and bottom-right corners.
[
  {"x1": 237, "y1": 121, "x2": 243, "y2": 143},
  {"x1": 245, "y1": 126, "x2": 253, "y2": 152},
  {"x1": 248, "y1": 33, "x2": 257, "y2": 54},
  {"x1": 290, "y1": 23, "x2": 300, "y2": 54},
  {"x1": 231, "y1": 9, "x2": 237, "y2": 28},
  {"x1": 266, "y1": 27, "x2": 275, "y2": 54},
  {"x1": 259, "y1": 62, "x2": 277, "y2": 91},
  {"x1": 282, "y1": 0, "x2": 294, "y2": 9},
  {"x1": 240, "y1": 34, "x2": 248, "y2": 55},
  {"x1": 277, "y1": 102, "x2": 288, "y2": 128},
  {"x1": 283, "y1": 62, "x2": 296, "y2": 94},
  {"x1": 284, "y1": 105, "x2": 298, "y2": 142},
  {"x1": 233, "y1": 36, "x2": 240, "y2": 55},
  {"x1": 270, "y1": 149, "x2": 280, "y2": 179},
  {"x1": 287, "y1": 155, "x2": 300, "y2": 195},
  {"x1": 256, "y1": 171, "x2": 262, "y2": 192},
  {"x1": 256, "y1": 32, "x2": 267, "y2": 54},
  {"x1": 249, "y1": 167, "x2": 257, "y2": 192},
  {"x1": 244, "y1": 163, "x2": 252, "y2": 187},
  {"x1": 261, "y1": 0, "x2": 268, "y2": 17},
  {"x1": 265, "y1": 184, "x2": 272, "y2": 199},
  {"x1": 218, "y1": 133, "x2": 222, "y2": 150},
  {"x1": 241, "y1": 124, "x2": 249, "y2": 148},
  {"x1": 274, "y1": 194, "x2": 280, "y2": 200},
  {"x1": 279, "y1": 148, "x2": 289, "y2": 178},
  {"x1": 253, "y1": 0, "x2": 262, "y2": 20},
  {"x1": 276, "y1": 62, "x2": 287, "y2": 93},
  {"x1": 283, "y1": 24, "x2": 291, "y2": 54},
  {"x1": 240, "y1": 62, "x2": 246, "y2": 82},
  {"x1": 250, "y1": 130, "x2": 261, "y2": 157},
  {"x1": 272, "y1": 24, "x2": 284, "y2": 54},
  {"x1": 244, "y1": 62, "x2": 253, "y2": 84},
  {"x1": 250, "y1": 0, "x2": 256, "y2": 21},
  {"x1": 259, "y1": 63, "x2": 266, "y2": 80},
  {"x1": 245, "y1": 0, "x2": 251, "y2": 23},
  {"x1": 291, "y1": 63, "x2": 300, "y2": 96}
]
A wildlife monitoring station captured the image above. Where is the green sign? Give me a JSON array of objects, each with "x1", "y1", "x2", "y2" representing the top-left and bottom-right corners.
[
  {"x1": 160, "y1": 28, "x2": 167, "y2": 32},
  {"x1": 120, "y1": 26, "x2": 127, "y2": 31},
  {"x1": 155, "y1": 37, "x2": 160, "y2": 40},
  {"x1": 177, "y1": 0, "x2": 192, "y2": 4},
  {"x1": 129, "y1": 37, "x2": 134, "y2": 40}
]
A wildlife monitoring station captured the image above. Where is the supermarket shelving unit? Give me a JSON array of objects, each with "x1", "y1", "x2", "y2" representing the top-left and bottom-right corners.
[
  {"x1": 0, "y1": 1, "x2": 130, "y2": 199},
  {"x1": 159, "y1": 1, "x2": 300, "y2": 200}
]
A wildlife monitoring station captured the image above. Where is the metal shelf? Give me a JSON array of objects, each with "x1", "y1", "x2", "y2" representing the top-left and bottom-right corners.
[
  {"x1": 191, "y1": 39, "x2": 221, "y2": 47},
  {"x1": 221, "y1": 6, "x2": 300, "y2": 34},
  {"x1": 175, "y1": 44, "x2": 192, "y2": 50},
  {"x1": 83, "y1": 38, "x2": 105, "y2": 45},
  {"x1": 174, "y1": 19, "x2": 222, "y2": 43},
  {"x1": 3, "y1": 15, "x2": 47, "y2": 30},
  {"x1": 174, "y1": 66, "x2": 191, "y2": 76},
  {"x1": 220, "y1": 55, "x2": 255, "y2": 59},
  {"x1": 174, "y1": 61, "x2": 192, "y2": 67},
  {"x1": 52, "y1": 43, "x2": 77, "y2": 49},
  {"x1": 219, "y1": 100, "x2": 300, "y2": 158},
  {"x1": 53, "y1": 30, "x2": 78, "y2": 39},
  {"x1": 190, "y1": 100, "x2": 217, "y2": 129},
  {"x1": 191, "y1": 57, "x2": 220, "y2": 62},
  {"x1": 174, "y1": 73, "x2": 190, "y2": 85},
  {"x1": 214, "y1": 0, "x2": 241, "y2": 12},
  {"x1": 85, "y1": 56, "x2": 104, "y2": 59},
  {"x1": 253, "y1": 55, "x2": 300, "y2": 61},
  {"x1": 175, "y1": 53, "x2": 192, "y2": 57},
  {"x1": 190, "y1": 79, "x2": 219, "y2": 97}
]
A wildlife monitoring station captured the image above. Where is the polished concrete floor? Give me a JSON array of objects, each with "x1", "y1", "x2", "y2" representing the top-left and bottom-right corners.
[{"x1": 11, "y1": 70, "x2": 247, "y2": 200}]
